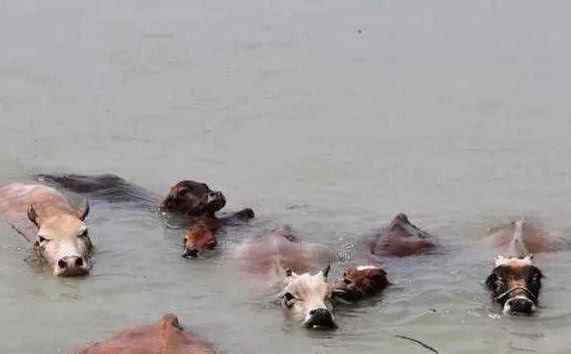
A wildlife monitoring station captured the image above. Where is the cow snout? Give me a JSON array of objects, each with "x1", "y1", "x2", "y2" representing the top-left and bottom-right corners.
[
  {"x1": 55, "y1": 256, "x2": 89, "y2": 276},
  {"x1": 304, "y1": 308, "x2": 336, "y2": 329},
  {"x1": 504, "y1": 297, "x2": 535, "y2": 314},
  {"x1": 207, "y1": 191, "x2": 224, "y2": 203},
  {"x1": 182, "y1": 248, "x2": 199, "y2": 258}
]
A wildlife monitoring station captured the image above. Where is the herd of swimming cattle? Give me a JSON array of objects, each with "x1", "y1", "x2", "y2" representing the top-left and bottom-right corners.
[{"x1": 0, "y1": 173, "x2": 564, "y2": 353}]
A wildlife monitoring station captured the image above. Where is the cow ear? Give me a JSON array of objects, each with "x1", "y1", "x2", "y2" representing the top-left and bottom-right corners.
[
  {"x1": 160, "y1": 313, "x2": 182, "y2": 331},
  {"x1": 78, "y1": 199, "x2": 90, "y2": 221},
  {"x1": 494, "y1": 255, "x2": 506, "y2": 267},
  {"x1": 27, "y1": 204, "x2": 39, "y2": 228}
]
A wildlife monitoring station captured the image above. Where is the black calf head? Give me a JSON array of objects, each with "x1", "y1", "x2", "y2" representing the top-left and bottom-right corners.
[{"x1": 161, "y1": 180, "x2": 226, "y2": 216}]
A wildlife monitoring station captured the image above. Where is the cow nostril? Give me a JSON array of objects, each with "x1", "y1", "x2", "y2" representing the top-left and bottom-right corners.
[
  {"x1": 511, "y1": 298, "x2": 534, "y2": 313},
  {"x1": 58, "y1": 259, "x2": 67, "y2": 269},
  {"x1": 306, "y1": 308, "x2": 336, "y2": 329},
  {"x1": 309, "y1": 308, "x2": 332, "y2": 319},
  {"x1": 182, "y1": 249, "x2": 199, "y2": 258},
  {"x1": 75, "y1": 258, "x2": 84, "y2": 267}
]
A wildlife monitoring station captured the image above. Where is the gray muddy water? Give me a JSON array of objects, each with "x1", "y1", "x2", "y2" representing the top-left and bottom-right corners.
[{"x1": 1, "y1": 1, "x2": 571, "y2": 353}]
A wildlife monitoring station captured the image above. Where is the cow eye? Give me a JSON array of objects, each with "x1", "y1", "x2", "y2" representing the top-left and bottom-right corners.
[
  {"x1": 78, "y1": 230, "x2": 89, "y2": 238},
  {"x1": 529, "y1": 271, "x2": 541, "y2": 283},
  {"x1": 38, "y1": 236, "x2": 49, "y2": 243},
  {"x1": 177, "y1": 187, "x2": 190, "y2": 195}
]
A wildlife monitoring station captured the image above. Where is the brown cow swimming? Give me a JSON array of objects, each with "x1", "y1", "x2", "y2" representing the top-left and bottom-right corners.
[
  {"x1": 331, "y1": 265, "x2": 390, "y2": 303},
  {"x1": 483, "y1": 218, "x2": 564, "y2": 255},
  {"x1": 0, "y1": 183, "x2": 92, "y2": 276},
  {"x1": 183, "y1": 222, "x2": 218, "y2": 258},
  {"x1": 486, "y1": 255, "x2": 542, "y2": 315},
  {"x1": 76, "y1": 313, "x2": 215, "y2": 354},
  {"x1": 484, "y1": 219, "x2": 552, "y2": 315},
  {"x1": 36, "y1": 174, "x2": 254, "y2": 257},
  {"x1": 234, "y1": 226, "x2": 337, "y2": 329},
  {"x1": 367, "y1": 213, "x2": 436, "y2": 257}
]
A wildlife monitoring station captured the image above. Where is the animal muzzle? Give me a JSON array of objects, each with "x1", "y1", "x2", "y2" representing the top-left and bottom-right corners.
[
  {"x1": 304, "y1": 308, "x2": 337, "y2": 329},
  {"x1": 207, "y1": 191, "x2": 224, "y2": 203},
  {"x1": 182, "y1": 248, "x2": 199, "y2": 258},
  {"x1": 54, "y1": 255, "x2": 89, "y2": 277},
  {"x1": 206, "y1": 191, "x2": 226, "y2": 211},
  {"x1": 504, "y1": 296, "x2": 535, "y2": 314},
  {"x1": 497, "y1": 286, "x2": 537, "y2": 315},
  {"x1": 182, "y1": 238, "x2": 217, "y2": 258}
]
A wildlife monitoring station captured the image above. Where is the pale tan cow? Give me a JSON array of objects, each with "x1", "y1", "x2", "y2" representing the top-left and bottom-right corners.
[
  {"x1": 0, "y1": 183, "x2": 92, "y2": 276},
  {"x1": 234, "y1": 226, "x2": 337, "y2": 329}
]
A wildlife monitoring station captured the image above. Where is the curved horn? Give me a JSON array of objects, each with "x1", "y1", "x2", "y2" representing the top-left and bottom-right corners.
[
  {"x1": 78, "y1": 199, "x2": 90, "y2": 221},
  {"x1": 27, "y1": 204, "x2": 39, "y2": 228},
  {"x1": 321, "y1": 264, "x2": 331, "y2": 280}
]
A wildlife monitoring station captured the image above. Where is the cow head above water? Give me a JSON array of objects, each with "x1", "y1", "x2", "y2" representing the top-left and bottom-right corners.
[
  {"x1": 182, "y1": 224, "x2": 218, "y2": 258},
  {"x1": 161, "y1": 180, "x2": 226, "y2": 216},
  {"x1": 28, "y1": 203, "x2": 92, "y2": 277},
  {"x1": 280, "y1": 265, "x2": 336, "y2": 329},
  {"x1": 486, "y1": 255, "x2": 542, "y2": 315},
  {"x1": 332, "y1": 265, "x2": 390, "y2": 302}
]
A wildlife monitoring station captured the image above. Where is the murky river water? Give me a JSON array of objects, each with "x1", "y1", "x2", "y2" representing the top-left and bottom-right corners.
[{"x1": 1, "y1": 1, "x2": 571, "y2": 353}]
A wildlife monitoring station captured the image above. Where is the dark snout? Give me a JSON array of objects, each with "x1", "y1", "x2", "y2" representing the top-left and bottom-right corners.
[
  {"x1": 55, "y1": 256, "x2": 89, "y2": 277},
  {"x1": 304, "y1": 309, "x2": 337, "y2": 329},
  {"x1": 505, "y1": 297, "x2": 535, "y2": 315},
  {"x1": 182, "y1": 248, "x2": 199, "y2": 258},
  {"x1": 182, "y1": 233, "x2": 217, "y2": 259},
  {"x1": 206, "y1": 191, "x2": 226, "y2": 212}
]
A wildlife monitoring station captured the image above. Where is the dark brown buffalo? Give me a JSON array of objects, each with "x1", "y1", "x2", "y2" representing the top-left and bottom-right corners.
[
  {"x1": 367, "y1": 213, "x2": 435, "y2": 257},
  {"x1": 160, "y1": 180, "x2": 226, "y2": 217},
  {"x1": 76, "y1": 314, "x2": 215, "y2": 354},
  {"x1": 36, "y1": 174, "x2": 254, "y2": 257}
]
